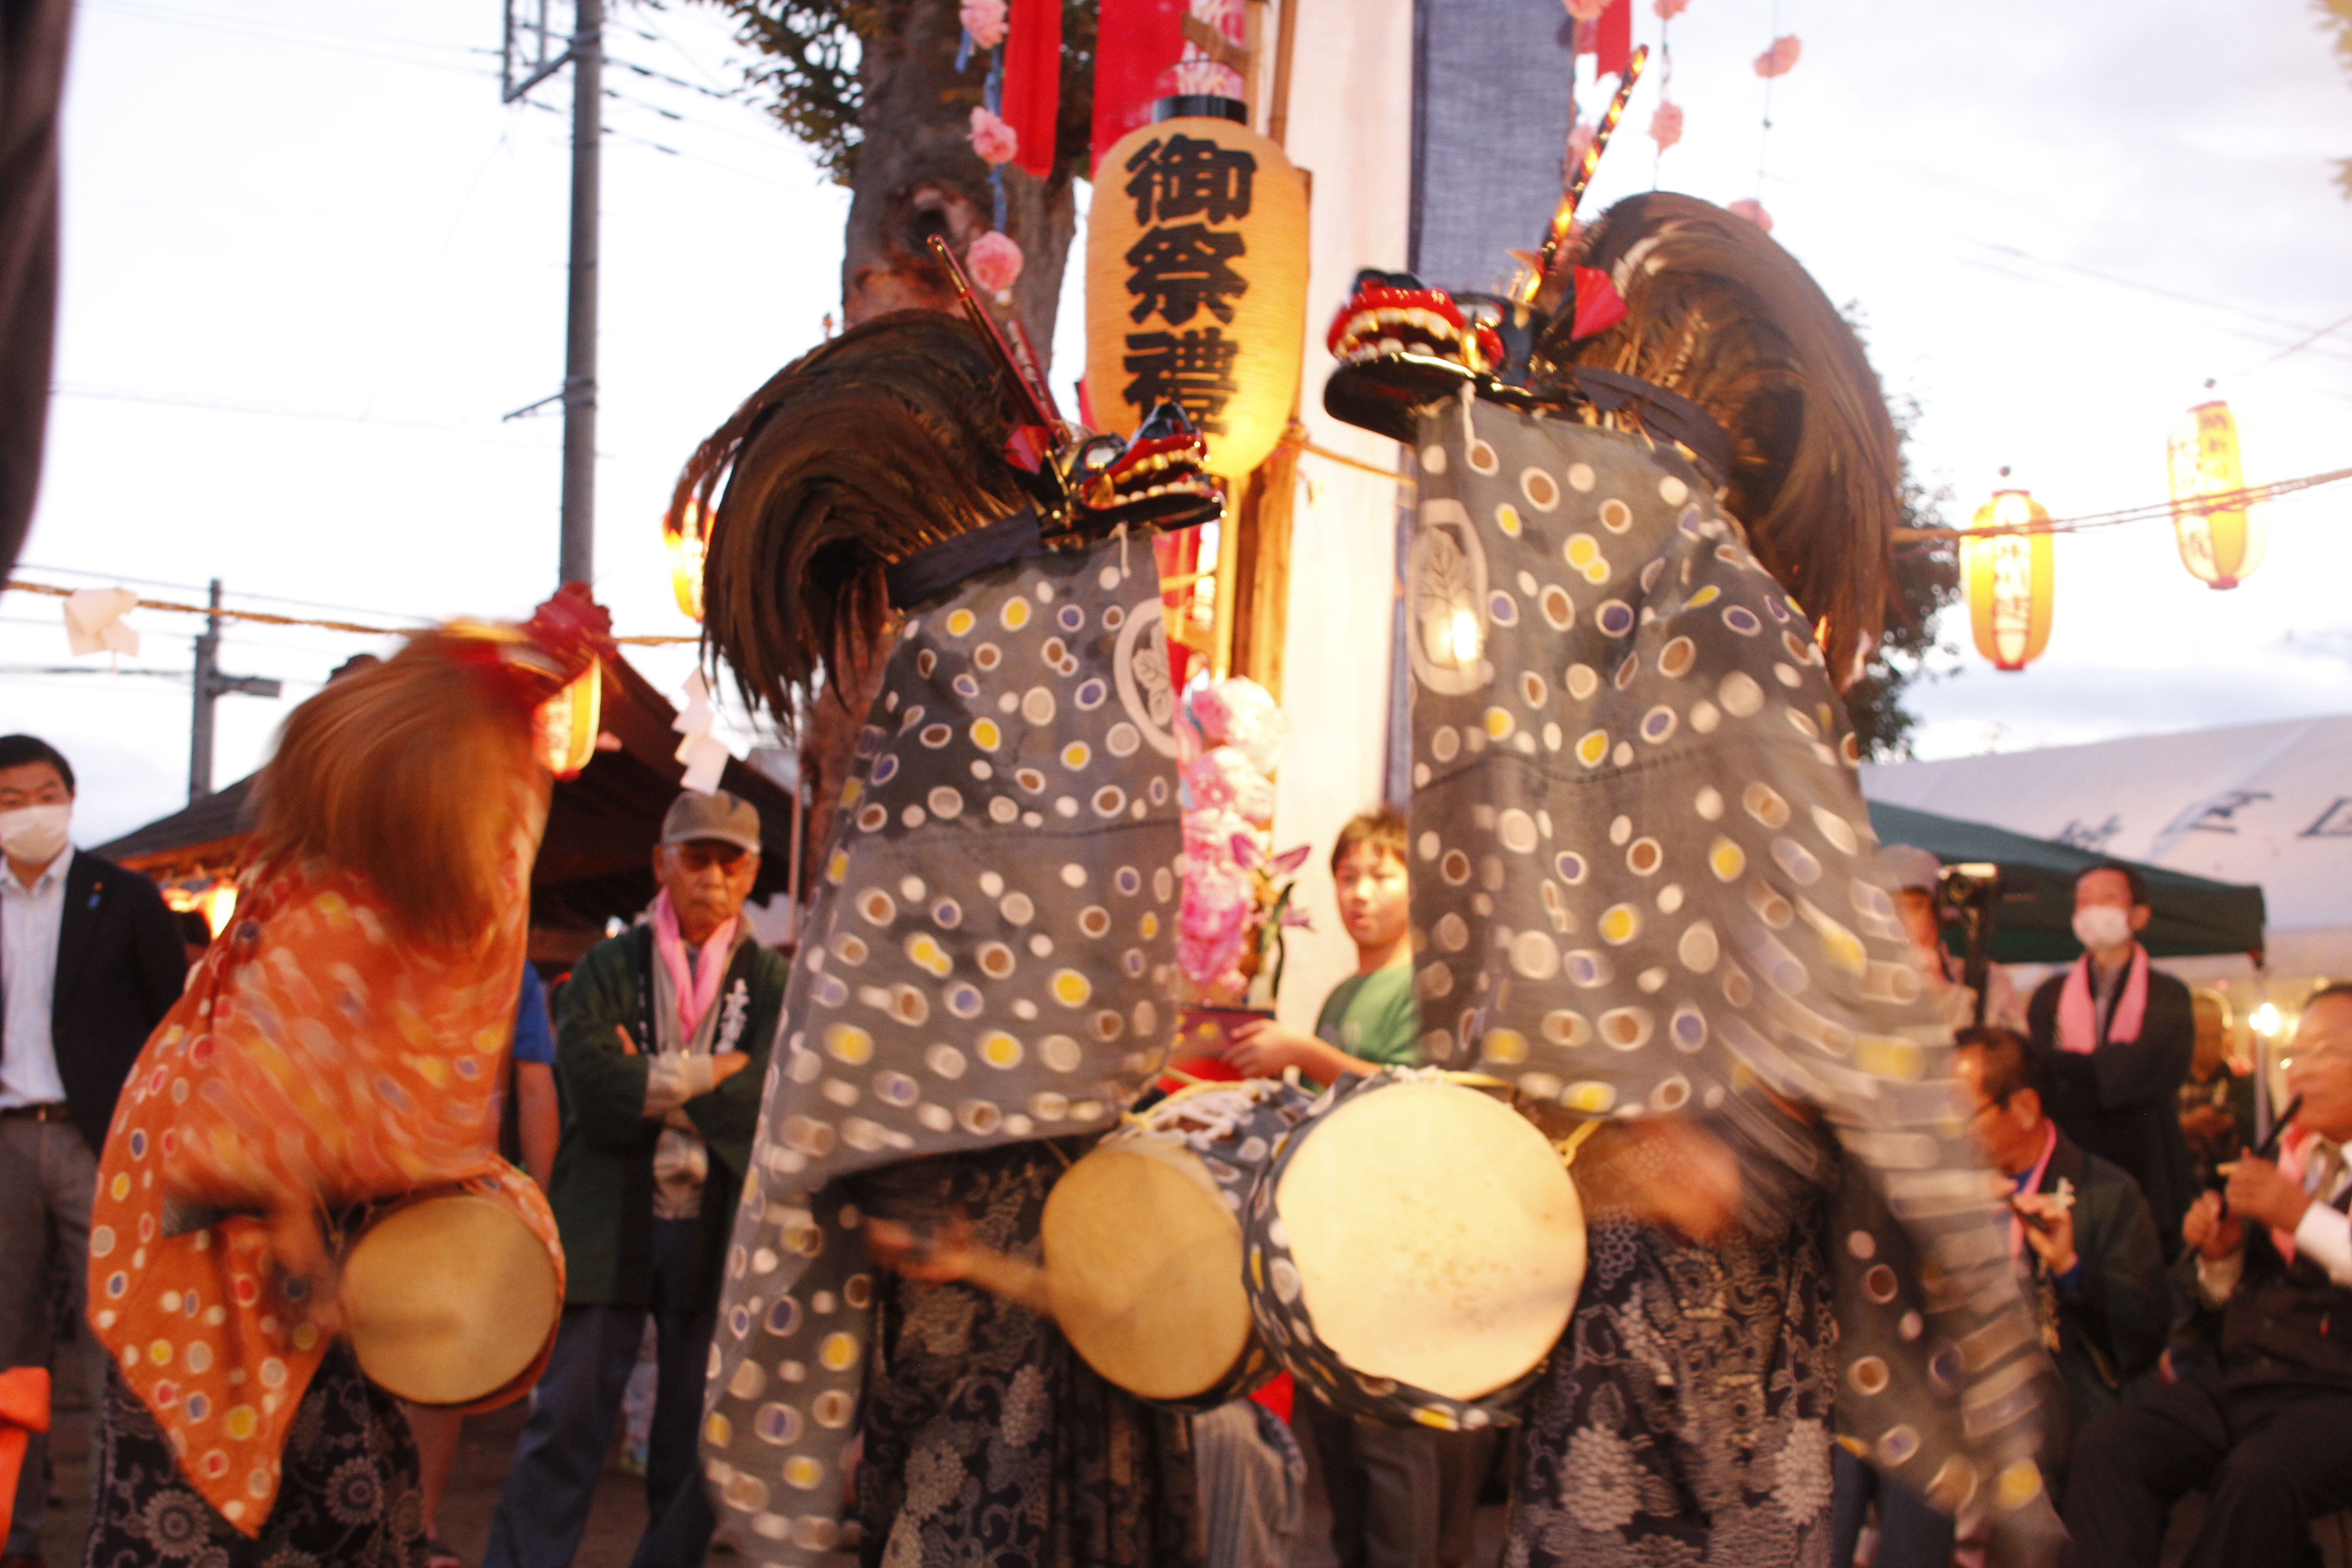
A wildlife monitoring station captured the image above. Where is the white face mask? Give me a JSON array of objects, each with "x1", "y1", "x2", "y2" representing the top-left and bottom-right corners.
[
  {"x1": 2073, "y1": 904, "x2": 2133, "y2": 953},
  {"x1": 0, "y1": 803, "x2": 72, "y2": 865}
]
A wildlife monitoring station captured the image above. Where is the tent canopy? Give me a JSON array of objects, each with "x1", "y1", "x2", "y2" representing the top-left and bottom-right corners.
[
  {"x1": 1867, "y1": 800, "x2": 2267, "y2": 964},
  {"x1": 1862, "y1": 715, "x2": 2352, "y2": 975}
]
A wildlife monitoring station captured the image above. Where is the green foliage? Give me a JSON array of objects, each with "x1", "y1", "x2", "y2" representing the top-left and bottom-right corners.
[
  {"x1": 2326, "y1": 0, "x2": 2352, "y2": 198},
  {"x1": 1842, "y1": 392, "x2": 1961, "y2": 762},
  {"x1": 693, "y1": 0, "x2": 1099, "y2": 186}
]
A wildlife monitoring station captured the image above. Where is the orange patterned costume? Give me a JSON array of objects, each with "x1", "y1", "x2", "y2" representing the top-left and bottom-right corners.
[{"x1": 83, "y1": 594, "x2": 603, "y2": 1540}]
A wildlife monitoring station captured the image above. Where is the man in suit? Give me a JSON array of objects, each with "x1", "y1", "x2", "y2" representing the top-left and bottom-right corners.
[
  {"x1": 2060, "y1": 982, "x2": 2352, "y2": 1568},
  {"x1": 2029, "y1": 862, "x2": 2197, "y2": 1259},
  {"x1": 485, "y1": 789, "x2": 789, "y2": 1568},
  {"x1": 1833, "y1": 1028, "x2": 2170, "y2": 1568},
  {"x1": 1955, "y1": 1027, "x2": 2171, "y2": 1442},
  {"x1": 0, "y1": 734, "x2": 185, "y2": 1564}
]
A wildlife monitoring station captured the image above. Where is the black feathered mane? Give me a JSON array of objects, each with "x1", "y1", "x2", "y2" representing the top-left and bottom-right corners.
[
  {"x1": 672, "y1": 310, "x2": 1033, "y2": 734},
  {"x1": 1542, "y1": 194, "x2": 1901, "y2": 683}
]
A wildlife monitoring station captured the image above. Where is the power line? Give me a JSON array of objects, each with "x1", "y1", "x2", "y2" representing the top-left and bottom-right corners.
[
  {"x1": 2, "y1": 577, "x2": 697, "y2": 646},
  {"x1": 80, "y1": 0, "x2": 497, "y2": 78},
  {"x1": 48, "y1": 384, "x2": 560, "y2": 446},
  {"x1": 1892, "y1": 464, "x2": 2352, "y2": 544}
]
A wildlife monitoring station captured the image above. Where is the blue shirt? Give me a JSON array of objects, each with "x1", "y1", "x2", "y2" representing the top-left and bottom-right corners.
[{"x1": 512, "y1": 965, "x2": 555, "y2": 1067}]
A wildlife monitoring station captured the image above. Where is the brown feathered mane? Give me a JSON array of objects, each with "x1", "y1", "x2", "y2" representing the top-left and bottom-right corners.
[
  {"x1": 1540, "y1": 193, "x2": 1901, "y2": 682},
  {"x1": 671, "y1": 310, "x2": 1034, "y2": 735}
]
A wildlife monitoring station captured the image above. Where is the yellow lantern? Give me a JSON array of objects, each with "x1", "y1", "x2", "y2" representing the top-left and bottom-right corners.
[
  {"x1": 1963, "y1": 490, "x2": 2054, "y2": 672},
  {"x1": 664, "y1": 499, "x2": 710, "y2": 621},
  {"x1": 533, "y1": 662, "x2": 603, "y2": 778},
  {"x1": 2167, "y1": 400, "x2": 2264, "y2": 589},
  {"x1": 1086, "y1": 108, "x2": 1309, "y2": 481}
]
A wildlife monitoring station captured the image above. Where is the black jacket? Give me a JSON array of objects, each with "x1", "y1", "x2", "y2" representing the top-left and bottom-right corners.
[
  {"x1": 2173, "y1": 1183, "x2": 2352, "y2": 1391},
  {"x1": 2028, "y1": 1131, "x2": 2171, "y2": 1432},
  {"x1": 3, "y1": 850, "x2": 186, "y2": 1154},
  {"x1": 2029, "y1": 961, "x2": 2196, "y2": 1259}
]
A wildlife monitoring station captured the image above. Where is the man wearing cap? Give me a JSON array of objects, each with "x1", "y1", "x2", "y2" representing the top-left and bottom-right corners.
[
  {"x1": 486, "y1": 790, "x2": 790, "y2": 1568},
  {"x1": 1882, "y1": 843, "x2": 2026, "y2": 1034}
]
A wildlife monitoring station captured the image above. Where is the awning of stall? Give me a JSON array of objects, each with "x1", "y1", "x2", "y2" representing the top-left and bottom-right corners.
[
  {"x1": 1866, "y1": 799, "x2": 2268, "y2": 965},
  {"x1": 95, "y1": 654, "x2": 800, "y2": 966}
]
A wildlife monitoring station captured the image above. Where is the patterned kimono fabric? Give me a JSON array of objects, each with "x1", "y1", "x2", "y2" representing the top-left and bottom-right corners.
[
  {"x1": 82, "y1": 766, "x2": 554, "y2": 1567},
  {"x1": 699, "y1": 531, "x2": 1203, "y2": 1568},
  {"x1": 1396, "y1": 395, "x2": 2053, "y2": 1565}
]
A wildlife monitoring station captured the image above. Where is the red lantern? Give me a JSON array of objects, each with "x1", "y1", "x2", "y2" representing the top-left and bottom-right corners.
[{"x1": 1963, "y1": 490, "x2": 2054, "y2": 672}]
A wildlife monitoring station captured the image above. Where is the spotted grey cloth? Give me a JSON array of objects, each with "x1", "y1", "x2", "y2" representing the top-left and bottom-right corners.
[
  {"x1": 1401, "y1": 394, "x2": 2057, "y2": 1529},
  {"x1": 700, "y1": 532, "x2": 1186, "y2": 1563}
]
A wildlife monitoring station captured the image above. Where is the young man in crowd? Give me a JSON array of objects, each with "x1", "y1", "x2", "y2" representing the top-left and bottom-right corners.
[
  {"x1": 1228, "y1": 808, "x2": 1484, "y2": 1568},
  {"x1": 2062, "y1": 983, "x2": 2352, "y2": 1568},
  {"x1": 485, "y1": 790, "x2": 789, "y2": 1568},
  {"x1": 2029, "y1": 862, "x2": 2197, "y2": 1258},
  {"x1": 0, "y1": 734, "x2": 184, "y2": 1567}
]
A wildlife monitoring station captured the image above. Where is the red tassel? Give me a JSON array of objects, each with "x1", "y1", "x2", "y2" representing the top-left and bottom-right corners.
[
  {"x1": 1596, "y1": 0, "x2": 1633, "y2": 80},
  {"x1": 1570, "y1": 267, "x2": 1628, "y2": 340},
  {"x1": 999, "y1": 0, "x2": 1064, "y2": 179},
  {"x1": 1090, "y1": 0, "x2": 1186, "y2": 172}
]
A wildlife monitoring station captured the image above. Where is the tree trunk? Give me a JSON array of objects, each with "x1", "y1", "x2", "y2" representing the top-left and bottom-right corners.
[{"x1": 841, "y1": 0, "x2": 1077, "y2": 370}]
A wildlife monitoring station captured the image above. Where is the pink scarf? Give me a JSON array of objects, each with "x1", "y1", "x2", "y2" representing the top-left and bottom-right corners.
[
  {"x1": 2055, "y1": 944, "x2": 2149, "y2": 1055},
  {"x1": 2009, "y1": 1120, "x2": 2060, "y2": 1259},
  {"x1": 652, "y1": 890, "x2": 738, "y2": 1042}
]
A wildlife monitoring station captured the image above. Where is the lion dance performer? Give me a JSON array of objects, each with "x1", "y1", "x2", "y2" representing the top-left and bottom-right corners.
[
  {"x1": 82, "y1": 591, "x2": 603, "y2": 1565},
  {"x1": 674, "y1": 304, "x2": 1223, "y2": 1566},
  {"x1": 1323, "y1": 191, "x2": 2063, "y2": 1564}
]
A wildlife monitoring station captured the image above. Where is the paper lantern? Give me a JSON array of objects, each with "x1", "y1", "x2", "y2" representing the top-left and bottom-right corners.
[
  {"x1": 534, "y1": 663, "x2": 602, "y2": 778},
  {"x1": 1087, "y1": 106, "x2": 1309, "y2": 481},
  {"x1": 664, "y1": 500, "x2": 710, "y2": 621},
  {"x1": 2167, "y1": 400, "x2": 2264, "y2": 590},
  {"x1": 1963, "y1": 490, "x2": 2054, "y2": 672}
]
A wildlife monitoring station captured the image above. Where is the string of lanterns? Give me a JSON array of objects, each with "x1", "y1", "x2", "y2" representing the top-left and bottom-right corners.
[{"x1": 1956, "y1": 399, "x2": 2347, "y2": 672}]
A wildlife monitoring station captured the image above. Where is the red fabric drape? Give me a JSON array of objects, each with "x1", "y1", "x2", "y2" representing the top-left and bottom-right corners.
[
  {"x1": 1000, "y1": 0, "x2": 1064, "y2": 178},
  {"x1": 1089, "y1": 0, "x2": 1187, "y2": 172},
  {"x1": 1596, "y1": 0, "x2": 1633, "y2": 80}
]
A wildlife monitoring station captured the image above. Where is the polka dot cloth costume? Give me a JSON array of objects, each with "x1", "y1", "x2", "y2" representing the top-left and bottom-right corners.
[
  {"x1": 1404, "y1": 396, "x2": 2053, "y2": 1523},
  {"x1": 700, "y1": 533, "x2": 1184, "y2": 1561},
  {"x1": 86, "y1": 806, "x2": 560, "y2": 1537}
]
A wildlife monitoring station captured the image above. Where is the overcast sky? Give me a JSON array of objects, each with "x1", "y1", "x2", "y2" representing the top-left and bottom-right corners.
[{"x1": 6, "y1": 0, "x2": 2349, "y2": 848}]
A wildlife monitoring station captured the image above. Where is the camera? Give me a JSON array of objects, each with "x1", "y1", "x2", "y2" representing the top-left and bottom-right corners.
[{"x1": 1937, "y1": 862, "x2": 2000, "y2": 916}]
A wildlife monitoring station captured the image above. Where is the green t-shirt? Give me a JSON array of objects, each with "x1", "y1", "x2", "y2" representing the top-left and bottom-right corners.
[{"x1": 1312, "y1": 961, "x2": 1421, "y2": 1070}]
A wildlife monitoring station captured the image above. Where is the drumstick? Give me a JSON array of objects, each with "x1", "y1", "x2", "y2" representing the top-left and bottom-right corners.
[{"x1": 1524, "y1": 44, "x2": 1650, "y2": 301}]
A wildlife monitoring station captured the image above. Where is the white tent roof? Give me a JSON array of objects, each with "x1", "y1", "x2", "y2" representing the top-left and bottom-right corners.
[{"x1": 1862, "y1": 714, "x2": 2352, "y2": 978}]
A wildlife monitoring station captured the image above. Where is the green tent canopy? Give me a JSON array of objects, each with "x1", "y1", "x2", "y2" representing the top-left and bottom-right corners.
[{"x1": 1866, "y1": 800, "x2": 2268, "y2": 964}]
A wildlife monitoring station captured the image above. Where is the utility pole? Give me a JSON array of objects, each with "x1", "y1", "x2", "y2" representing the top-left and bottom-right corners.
[
  {"x1": 187, "y1": 579, "x2": 284, "y2": 804},
  {"x1": 502, "y1": 0, "x2": 601, "y2": 587}
]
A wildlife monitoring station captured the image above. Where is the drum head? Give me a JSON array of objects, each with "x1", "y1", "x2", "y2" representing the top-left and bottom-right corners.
[
  {"x1": 343, "y1": 1194, "x2": 561, "y2": 1407},
  {"x1": 1043, "y1": 1142, "x2": 1251, "y2": 1403},
  {"x1": 1275, "y1": 1080, "x2": 1583, "y2": 1402}
]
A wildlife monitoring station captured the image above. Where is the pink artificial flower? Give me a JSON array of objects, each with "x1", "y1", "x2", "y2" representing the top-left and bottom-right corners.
[
  {"x1": 1562, "y1": 0, "x2": 1608, "y2": 19},
  {"x1": 960, "y1": 0, "x2": 1007, "y2": 49},
  {"x1": 968, "y1": 106, "x2": 1018, "y2": 166},
  {"x1": 1728, "y1": 197, "x2": 1774, "y2": 233},
  {"x1": 1652, "y1": 0, "x2": 1689, "y2": 15},
  {"x1": 1752, "y1": 34, "x2": 1801, "y2": 78},
  {"x1": 966, "y1": 230, "x2": 1023, "y2": 297},
  {"x1": 1567, "y1": 118, "x2": 1597, "y2": 172},
  {"x1": 1185, "y1": 749, "x2": 1274, "y2": 827},
  {"x1": 1196, "y1": 678, "x2": 1287, "y2": 774},
  {"x1": 1647, "y1": 100, "x2": 1684, "y2": 152},
  {"x1": 1177, "y1": 864, "x2": 1252, "y2": 986}
]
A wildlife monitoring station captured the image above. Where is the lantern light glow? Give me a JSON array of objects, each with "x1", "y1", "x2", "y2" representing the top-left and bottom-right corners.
[
  {"x1": 1962, "y1": 490, "x2": 2055, "y2": 672},
  {"x1": 2167, "y1": 400, "x2": 2265, "y2": 590}
]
